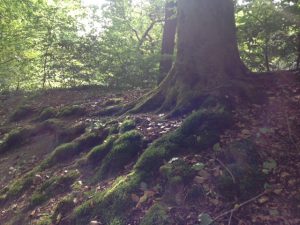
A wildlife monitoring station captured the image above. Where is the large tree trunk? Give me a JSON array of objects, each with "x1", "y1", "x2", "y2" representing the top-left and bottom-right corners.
[
  {"x1": 132, "y1": 0, "x2": 253, "y2": 116},
  {"x1": 158, "y1": 1, "x2": 177, "y2": 84}
]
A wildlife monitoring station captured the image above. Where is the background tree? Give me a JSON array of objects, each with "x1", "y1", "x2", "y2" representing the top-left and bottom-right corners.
[{"x1": 133, "y1": 0, "x2": 253, "y2": 116}]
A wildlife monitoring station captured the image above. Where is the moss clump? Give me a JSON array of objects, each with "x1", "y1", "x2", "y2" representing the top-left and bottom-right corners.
[
  {"x1": 57, "y1": 105, "x2": 85, "y2": 117},
  {"x1": 30, "y1": 170, "x2": 79, "y2": 207},
  {"x1": 1, "y1": 172, "x2": 35, "y2": 202},
  {"x1": 119, "y1": 119, "x2": 136, "y2": 133},
  {"x1": 86, "y1": 135, "x2": 118, "y2": 165},
  {"x1": 52, "y1": 196, "x2": 75, "y2": 224},
  {"x1": 135, "y1": 105, "x2": 233, "y2": 173},
  {"x1": 160, "y1": 159, "x2": 196, "y2": 184},
  {"x1": 216, "y1": 164, "x2": 265, "y2": 201},
  {"x1": 95, "y1": 130, "x2": 143, "y2": 180},
  {"x1": 34, "y1": 215, "x2": 52, "y2": 225},
  {"x1": 221, "y1": 139, "x2": 262, "y2": 166},
  {"x1": 41, "y1": 129, "x2": 107, "y2": 169},
  {"x1": 0, "y1": 127, "x2": 31, "y2": 154},
  {"x1": 140, "y1": 204, "x2": 170, "y2": 225},
  {"x1": 72, "y1": 172, "x2": 143, "y2": 225},
  {"x1": 9, "y1": 104, "x2": 35, "y2": 122},
  {"x1": 38, "y1": 107, "x2": 57, "y2": 121},
  {"x1": 104, "y1": 98, "x2": 123, "y2": 106}
]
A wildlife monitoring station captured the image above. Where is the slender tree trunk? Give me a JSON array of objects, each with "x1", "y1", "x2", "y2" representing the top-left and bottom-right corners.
[
  {"x1": 132, "y1": 0, "x2": 252, "y2": 116},
  {"x1": 158, "y1": 1, "x2": 177, "y2": 84},
  {"x1": 264, "y1": 38, "x2": 270, "y2": 72},
  {"x1": 296, "y1": 33, "x2": 300, "y2": 70}
]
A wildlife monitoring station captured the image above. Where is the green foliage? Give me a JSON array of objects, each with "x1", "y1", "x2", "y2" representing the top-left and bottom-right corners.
[
  {"x1": 236, "y1": 0, "x2": 300, "y2": 71},
  {"x1": 140, "y1": 204, "x2": 170, "y2": 225}
]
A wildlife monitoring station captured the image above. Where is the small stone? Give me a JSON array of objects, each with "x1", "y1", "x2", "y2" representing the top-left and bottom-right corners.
[
  {"x1": 258, "y1": 196, "x2": 269, "y2": 204},
  {"x1": 194, "y1": 176, "x2": 206, "y2": 184},
  {"x1": 90, "y1": 221, "x2": 101, "y2": 225}
]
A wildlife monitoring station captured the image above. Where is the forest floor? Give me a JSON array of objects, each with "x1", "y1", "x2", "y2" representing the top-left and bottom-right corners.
[{"x1": 0, "y1": 73, "x2": 299, "y2": 225}]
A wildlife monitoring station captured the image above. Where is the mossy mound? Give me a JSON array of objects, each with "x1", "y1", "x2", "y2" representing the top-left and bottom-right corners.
[
  {"x1": 52, "y1": 195, "x2": 76, "y2": 224},
  {"x1": 86, "y1": 135, "x2": 119, "y2": 165},
  {"x1": 135, "y1": 104, "x2": 232, "y2": 173},
  {"x1": 160, "y1": 158, "x2": 196, "y2": 184},
  {"x1": 216, "y1": 139, "x2": 266, "y2": 200},
  {"x1": 40, "y1": 128, "x2": 108, "y2": 169},
  {"x1": 57, "y1": 105, "x2": 86, "y2": 117},
  {"x1": 0, "y1": 126, "x2": 36, "y2": 154},
  {"x1": 220, "y1": 139, "x2": 262, "y2": 166},
  {"x1": 95, "y1": 130, "x2": 143, "y2": 180},
  {"x1": 30, "y1": 170, "x2": 79, "y2": 207},
  {"x1": 71, "y1": 172, "x2": 143, "y2": 225},
  {"x1": 140, "y1": 204, "x2": 170, "y2": 225},
  {"x1": 9, "y1": 104, "x2": 35, "y2": 122},
  {"x1": 38, "y1": 107, "x2": 57, "y2": 121},
  {"x1": 0, "y1": 171, "x2": 35, "y2": 202},
  {"x1": 119, "y1": 119, "x2": 136, "y2": 133},
  {"x1": 216, "y1": 164, "x2": 265, "y2": 201}
]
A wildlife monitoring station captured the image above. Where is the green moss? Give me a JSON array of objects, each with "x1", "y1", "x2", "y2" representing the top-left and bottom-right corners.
[
  {"x1": 72, "y1": 172, "x2": 143, "y2": 225},
  {"x1": 52, "y1": 196, "x2": 75, "y2": 224},
  {"x1": 41, "y1": 129, "x2": 107, "y2": 169},
  {"x1": 135, "y1": 105, "x2": 233, "y2": 173},
  {"x1": 30, "y1": 170, "x2": 79, "y2": 207},
  {"x1": 119, "y1": 119, "x2": 136, "y2": 133},
  {"x1": 95, "y1": 130, "x2": 143, "y2": 180},
  {"x1": 0, "y1": 127, "x2": 31, "y2": 154},
  {"x1": 86, "y1": 135, "x2": 118, "y2": 165},
  {"x1": 140, "y1": 204, "x2": 170, "y2": 225},
  {"x1": 216, "y1": 164, "x2": 265, "y2": 201},
  {"x1": 224, "y1": 139, "x2": 262, "y2": 166},
  {"x1": 9, "y1": 104, "x2": 34, "y2": 122},
  {"x1": 38, "y1": 107, "x2": 57, "y2": 121},
  {"x1": 57, "y1": 105, "x2": 85, "y2": 117},
  {"x1": 3, "y1": 172, "x2": 35, "y2": 201},
  {"x1": 160, "y1": 159, "x2": 196, "y2": 184},
  {"x1": 104, "y1": 98, "x2": 123, "y2": 106},
  {"x1": 35, "y1": 215, "x2": 52, "y2": 225}
]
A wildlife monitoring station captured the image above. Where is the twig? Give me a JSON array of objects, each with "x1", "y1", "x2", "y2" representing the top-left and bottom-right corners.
[
  {"x1": 215, "y1": 158, "x2": 236, "y2": 184},
  {"x1": 284, "y1": 109, "x2": 299, "y2": 152},
  {"x1": 209, "y1": 191, "x2": 268, "y2": 225},
  {"x1": 228, "y1": 210, "x2": 233, "y2": 225}
]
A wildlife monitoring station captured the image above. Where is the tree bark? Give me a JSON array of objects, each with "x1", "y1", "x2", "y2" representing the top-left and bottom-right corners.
[
  {"x1": 132, "y1": 0, "x2": 252, "y2": 116},
  {"x1": 158, "y1": 1, "x2": 177, "y2": 84}
]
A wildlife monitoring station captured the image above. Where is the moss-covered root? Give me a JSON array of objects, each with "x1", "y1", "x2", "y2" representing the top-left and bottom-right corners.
[
  {"x1": 0, "y1": 126, "x2": 37, "y2": 154},
  {"x1": 57, "y1": 105, "x2": 86, "y2": 117},
  {"x1": 135, "y1": 104, "x2": 233, "y2": 173},
  {"x1": 0, "y1": 171, "x2": 35, "y2": 203},
  {"x1": 71, "y1": 172, "x2": 143, "y2": 225},
  {"x1": 95, "y1": 130, "x2": 143, "y2": 180},
  {"x1": 40, "y1": 128, "x2": 109, "y2": 169},
  {"x1": 140, "y1": 204, "x2": 170, "y2": 225},
  {"x1": 30, "y1": 170, "x2": 79, "y2": 207},
  {"x1": 85, "y1": 135, "x2": 119, "y2": 165},
  {"x1": 9, "y1": 104, "x2": 35, "y2": 122}
]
